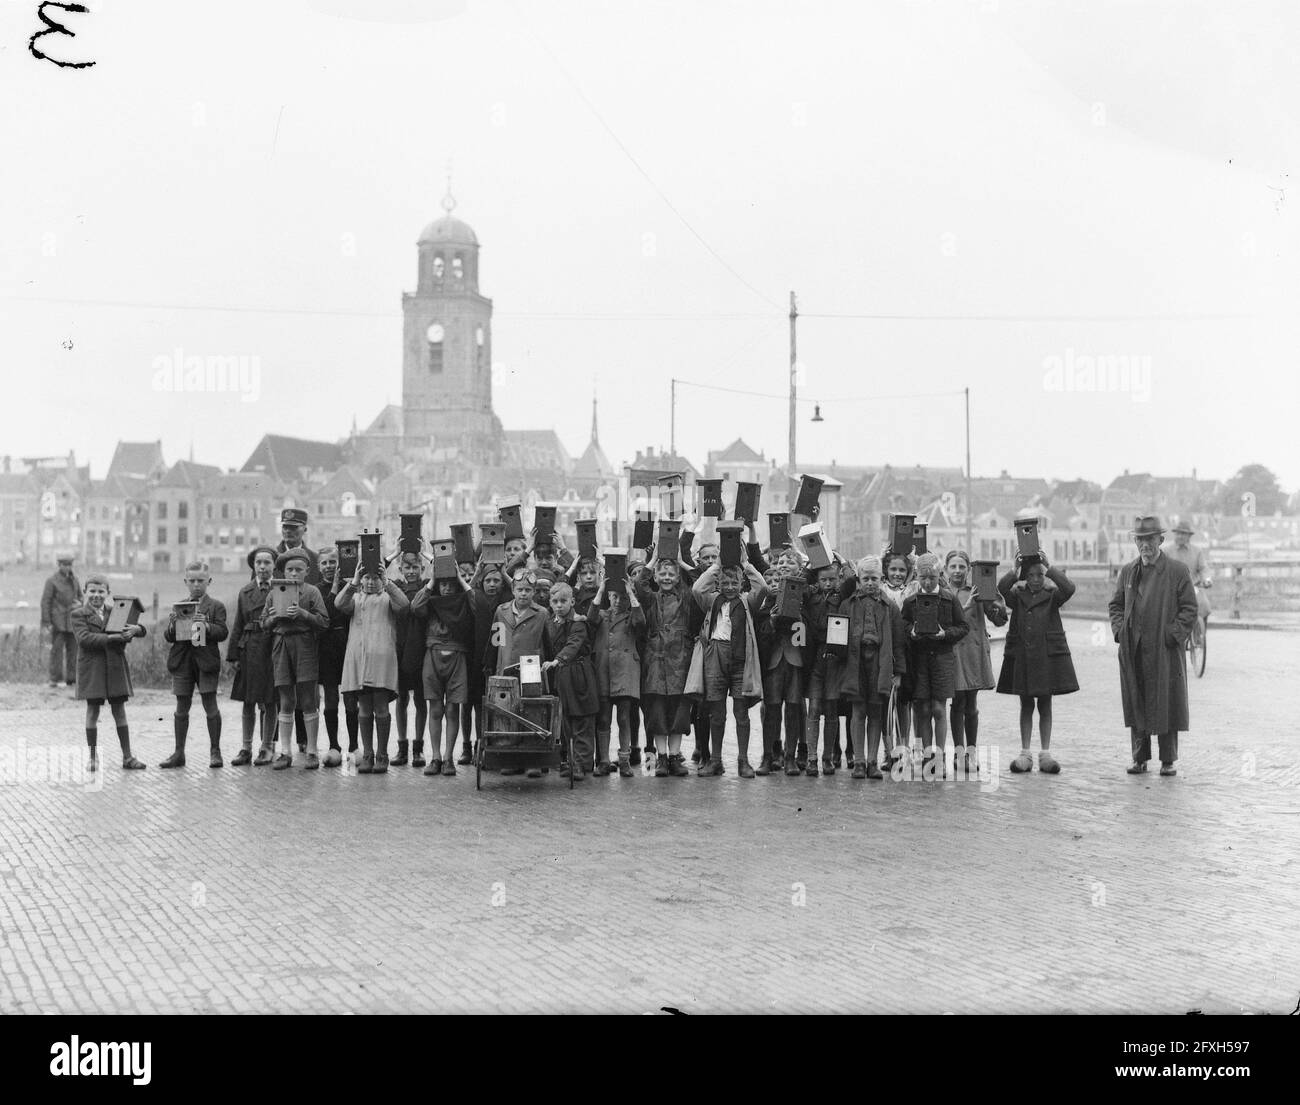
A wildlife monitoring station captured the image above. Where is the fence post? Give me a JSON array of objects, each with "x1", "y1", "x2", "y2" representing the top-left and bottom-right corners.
[{"x1": 1231, "y1": 564, "x2": 1242, "y2": 621}]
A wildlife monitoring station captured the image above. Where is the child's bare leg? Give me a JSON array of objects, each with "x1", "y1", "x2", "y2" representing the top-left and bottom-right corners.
[
  {"x1": 443, "y1": 703, "x2": 461, "y2": 763},
  {"x1": 1018, "y1": 695, "x2": 1034, "y2": 749},
  {"x1": 1037, "y1": 695, "x2": 1053, "y2": 750}
]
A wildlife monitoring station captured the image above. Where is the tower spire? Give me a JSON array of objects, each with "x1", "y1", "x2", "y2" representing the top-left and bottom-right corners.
[{"x1": 590, "y1": 390, "x2": 599, "y2": 444}]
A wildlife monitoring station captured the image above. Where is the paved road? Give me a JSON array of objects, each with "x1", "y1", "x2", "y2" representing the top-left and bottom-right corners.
[{"x1": 1, "y1": 624, "x2": 1297, "y2": 1014}]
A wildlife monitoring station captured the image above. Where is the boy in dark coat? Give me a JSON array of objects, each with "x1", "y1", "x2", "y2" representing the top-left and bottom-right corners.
[
  {"x1": 760, "y1": 550, "x2": 809, "y2": 776},
  {"x1": 392, "y1": 553, "x2": 430, "y2": 767},
  {"x1": 315, "y1": 548, "x2": 353, "y2": 766},
  {"x1": 543, "y1": 582, "x2": 600, "y2": 780},
  {"x1": 227, "y1": 546, "x2": 279, "y2": 765},
  {"x1": 460, "y1": 562, "x2": 508, "y2": 764},
  {"x1": 72, "y1": 575, "x2": 147, "y2": 771},
  {"x1": 829, "y1": 556, "x2": 906, "y2": 779},
  {"x1": 901, "y1": 552, "x2": 968, "y2": 778},
  {"x1": 586, "y1": 576, "x2": 646, "y2": 777},
  {"x1": 160, "y1": 561, "x2": 229, "y2": 768},
  {"x1": 634, "y1": 557, "x2": 694, "y2": 777}
]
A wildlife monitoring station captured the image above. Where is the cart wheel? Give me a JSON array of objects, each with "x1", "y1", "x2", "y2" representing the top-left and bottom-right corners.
[{"x1": 568, "y1": 736, "x2": 575, "y2": 790}]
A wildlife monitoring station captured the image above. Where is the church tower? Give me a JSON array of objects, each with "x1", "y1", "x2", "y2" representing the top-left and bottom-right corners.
[{"x1": 401, "y1": 182, "x2": 503, "y2": 463}]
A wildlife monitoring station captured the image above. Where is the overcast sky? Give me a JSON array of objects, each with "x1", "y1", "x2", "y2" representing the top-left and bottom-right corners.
[{"x1": 2, "y1": 0, "x2": 1297, "y2": 493}]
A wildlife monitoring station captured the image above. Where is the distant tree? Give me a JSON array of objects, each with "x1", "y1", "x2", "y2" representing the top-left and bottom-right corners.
[{"x1": 1217, "y1": 464, "x2": 1285, "y2": 516}]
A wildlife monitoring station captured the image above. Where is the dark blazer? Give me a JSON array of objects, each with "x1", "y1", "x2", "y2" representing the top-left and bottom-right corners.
[
  {"x1": 163, "y1": 592, "x2": 228, "y2": 675},
  {"x1": 544, "y1": 611, "x2": 600, "y2": 716}
]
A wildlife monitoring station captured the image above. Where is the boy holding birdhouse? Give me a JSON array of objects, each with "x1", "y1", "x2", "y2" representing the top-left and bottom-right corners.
[{"x1": 160, "y1": 561, "x2": 229, "y2": 769}]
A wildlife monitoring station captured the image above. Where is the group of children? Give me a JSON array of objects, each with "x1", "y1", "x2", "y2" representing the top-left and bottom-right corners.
[{"x1": 71, "y1": 508, "x2": 1080, "y2": 781}]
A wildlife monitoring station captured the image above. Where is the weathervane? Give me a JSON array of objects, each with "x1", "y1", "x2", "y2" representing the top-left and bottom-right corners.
[{"x1": 441, "y1": 160, "x2": 456, "y2": 215}]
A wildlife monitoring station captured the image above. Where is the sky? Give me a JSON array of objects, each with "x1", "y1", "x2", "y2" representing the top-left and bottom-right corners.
[{"x1": 2, "y1": 0, "x2": 1298, "y2": 492}]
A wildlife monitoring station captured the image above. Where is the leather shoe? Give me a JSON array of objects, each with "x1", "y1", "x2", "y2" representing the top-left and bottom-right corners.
[
  {"x1": 230, "y1": 748, "x2": 252, "y2": 766},
  {"x1": 755, "y1": 754, "x2": 774, "y2": 776},
  {"x1": 209, "y1": 750, "x2": 223, "y2": 769},
  {"x1": 1126, "y1": 762, "x2": 1148, "y2": 774},
  {"x1": 1159, "y1": 763, "x2": 1177, "y2": 776},
  {"x1": 159, "y1": 752, "x2": 186, "y2": 769},
  {"x1": 783, "y1": 757, "x2": 800, "y2": 777},
  {"x1": 737, "y1": 758, "x2": 755, "y2": 779}
]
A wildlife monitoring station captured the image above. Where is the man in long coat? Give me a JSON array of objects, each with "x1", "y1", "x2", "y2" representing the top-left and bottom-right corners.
[{"x1": 1108, "y1": 516, "x2": 1198, "y2": 776}]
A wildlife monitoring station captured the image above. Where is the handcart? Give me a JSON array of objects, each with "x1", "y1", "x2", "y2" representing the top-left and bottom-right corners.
[{"x1": 477, "y1": 660, "x2": 572, "y2": 790}]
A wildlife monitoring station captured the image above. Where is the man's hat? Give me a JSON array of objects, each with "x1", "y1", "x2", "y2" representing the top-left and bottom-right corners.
[
  {"x1": 280, "y1": 507, "x2": 309, "y2": 527},
  {"x1": 1172, "y1": 519, "x2": 1194, "y2": 535},
  {"x1": 56, "y1": 553, "x2": 74, "y2": 564},
  {"x1": 1133, "y1": 515, "x2": 1166, "y2": 538},
  {"x1": 247, "y1": 545, "x2": 278, "y2": 569},
  {"x1": 276, "y1": 549, "x2": 311, "y2": 571}
]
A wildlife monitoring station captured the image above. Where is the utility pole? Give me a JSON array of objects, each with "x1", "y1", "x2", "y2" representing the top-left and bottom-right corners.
[
  {"x1": 670, "y1": 378, "x2": 677, "y2": 458},
  {"x1": 965, "y1": 386, "x2": 973, "y2": 554},
  {"x1": 788, "y1": 291, "x2": 798, "y2": 483}
]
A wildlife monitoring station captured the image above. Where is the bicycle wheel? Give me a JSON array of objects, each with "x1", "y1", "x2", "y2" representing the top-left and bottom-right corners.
[{"x1": 1192, "y1": 619, "x2": 1207, "y2": 678}]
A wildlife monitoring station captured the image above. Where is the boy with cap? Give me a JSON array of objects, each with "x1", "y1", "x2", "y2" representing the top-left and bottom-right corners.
[
  {"x1": 42, "y1": 553, "x2": 82, "y2": 688},
  {"x1": 261, "y1": 548, "x2": 329, "y2": 768},
  {"x1": 160, "y1": 561, "x2": 228, "y2": 768},
  {"x1": 228, "y1": 545, "x2": 280, "y2": 765},
  {"x1": 276, "y1": 506, "x2": 320, "y2": 752}
]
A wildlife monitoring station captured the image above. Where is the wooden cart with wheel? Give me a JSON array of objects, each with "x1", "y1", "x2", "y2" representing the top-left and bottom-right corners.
[{"x1": 476, "y1": 664, "x2": 572, "y2": 790}]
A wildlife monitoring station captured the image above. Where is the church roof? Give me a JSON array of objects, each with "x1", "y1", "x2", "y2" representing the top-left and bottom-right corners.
[
  {"x1": 362, "y1": 405, "x2": 403, "y2": 437},
  {"x1": 242, "y1": 434, "x2": 346, "y2": 482},
  {"x1": 503, "y1": 430, "x2": 571, "y2": 473},
  {"x1": 158, "y1": 460, "x2": 221, "y2": 489},
  {"x1": 573, "y1": 437, "x2": 615, "y2": 479},
  {"x1": 418, "y1": 215, "x2": 478, "y2": 247},
  {"x1": 106, "y1": 440, "x2": 165, "y2": 481},
  {"x1": 709, "y1": 438, "x2": 765, "y2": 465}
]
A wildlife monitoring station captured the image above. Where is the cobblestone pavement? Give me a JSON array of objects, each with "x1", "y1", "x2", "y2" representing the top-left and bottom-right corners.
[{"x1": 1, "y1": 624, "x2": 1297, "y2": 1014}]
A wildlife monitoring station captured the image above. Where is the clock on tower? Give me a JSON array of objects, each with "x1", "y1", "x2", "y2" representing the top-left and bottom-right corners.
[{"x1": 400, "y1": 183, "x2": 503, "y2": 464}]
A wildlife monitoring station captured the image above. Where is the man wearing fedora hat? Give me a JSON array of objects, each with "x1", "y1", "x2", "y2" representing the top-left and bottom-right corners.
[
  {"x1": 1166, "y1": 518, "x2": 1213, "y2": 622},
  {"x1": 41, "y1": 553, "x2": 82, "y2": 688},
  {"x1": 1108, "y1": 516, "x2": 1198, "y2": 776}
]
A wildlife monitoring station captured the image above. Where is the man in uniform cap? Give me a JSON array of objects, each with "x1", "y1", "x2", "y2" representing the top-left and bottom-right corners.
[
  {"x1": 276, "y1": 507, "x2": 322, "y2": 586},
  {"x1": 41, "y1": 553, "x2": 82, "y2": 688},
  {"x1": 1108, "y1": 516, "x2": 1198, "y2": 776}
]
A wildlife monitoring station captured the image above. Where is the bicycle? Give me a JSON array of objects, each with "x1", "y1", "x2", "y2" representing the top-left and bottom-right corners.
[{"x1": 1186, "y1": 585, "x2": 1207, "y2": 679}]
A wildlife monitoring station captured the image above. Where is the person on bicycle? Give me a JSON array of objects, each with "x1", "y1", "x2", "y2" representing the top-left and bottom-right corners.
[{"x1": 1166, "y1": 520, "x2": 1212, "y2": 623}]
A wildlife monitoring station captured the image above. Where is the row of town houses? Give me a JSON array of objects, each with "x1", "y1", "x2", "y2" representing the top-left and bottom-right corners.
[{"x1": 1, "y1": 433, "x2": 1295, "y2": 575}]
